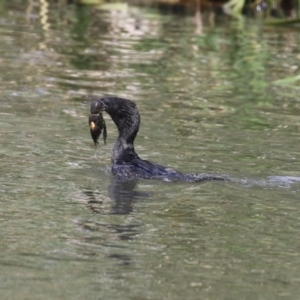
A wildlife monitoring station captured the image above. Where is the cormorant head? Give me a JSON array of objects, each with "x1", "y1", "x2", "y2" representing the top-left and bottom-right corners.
[
  {"x1": 90, "y1": 98, "x2": 107, "y2": 114},
  {"x1": 88, "y1": 96, "x2": 140, "y2": 143}
]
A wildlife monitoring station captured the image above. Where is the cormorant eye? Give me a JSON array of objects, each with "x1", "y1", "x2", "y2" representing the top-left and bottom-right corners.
[{"x1": 102, "y1": 98, "x2": 109, "y2": 106}]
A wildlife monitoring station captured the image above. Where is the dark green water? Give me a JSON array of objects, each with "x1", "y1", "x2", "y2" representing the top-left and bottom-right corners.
[{"x1": 1, "y1": 1, "x2": 300, "y2": 299}]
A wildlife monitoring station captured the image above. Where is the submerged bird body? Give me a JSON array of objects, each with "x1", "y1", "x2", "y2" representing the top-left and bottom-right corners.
[{"x1": 88, "y1": 96, "x2": 225, "y2": 182}]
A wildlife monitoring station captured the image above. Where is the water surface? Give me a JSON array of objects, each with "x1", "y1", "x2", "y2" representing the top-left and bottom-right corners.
[{"x1": 1, "y1": 2, "x2": 300, "y2": 299}]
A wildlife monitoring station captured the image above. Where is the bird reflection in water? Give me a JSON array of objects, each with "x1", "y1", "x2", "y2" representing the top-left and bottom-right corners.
[
  {"x1": 84, "y1": 177, "x2": 151, "y2": 215},
  {"x1": 77, "y1": 178, "x2": 151, "y2": 265}
]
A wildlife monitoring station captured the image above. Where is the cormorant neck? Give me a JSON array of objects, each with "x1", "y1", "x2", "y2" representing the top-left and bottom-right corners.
[
  {"x1": 104, "y1": 98, "x2": 140, "y2": 164},
  {"x1": 112, "y1": 136, "x2": 137, "y2": 165}
]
